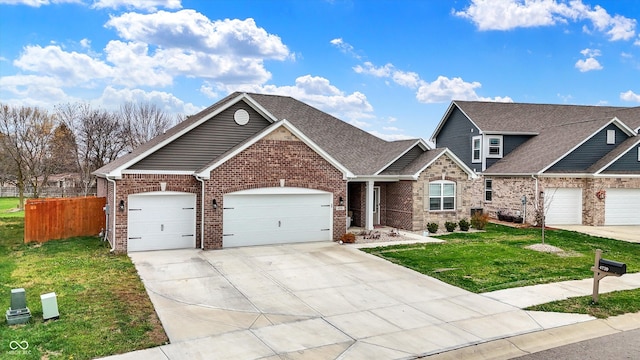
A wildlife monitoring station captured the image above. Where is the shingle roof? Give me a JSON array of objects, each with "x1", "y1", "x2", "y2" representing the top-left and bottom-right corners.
[
  {"x1": 453, "y1": 101, "x2": 625, "y2": 133},
  {"x1": 588, "y1": 136, "x2": 640, "y2": 173},
  {"x1": 94, "y1": 92, "x2": 425, "y2": 177},
  {"x1": 380, "y1": 148, "x2": 447, "y2": 175}
]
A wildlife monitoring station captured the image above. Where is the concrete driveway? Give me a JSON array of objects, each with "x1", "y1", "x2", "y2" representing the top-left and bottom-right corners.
[
  {"x1": 112, "y1": 242, "x2": 594, "y2": 359},
  {"x1": 551, "y1": 225, "x2": 640, "y2": 243}
]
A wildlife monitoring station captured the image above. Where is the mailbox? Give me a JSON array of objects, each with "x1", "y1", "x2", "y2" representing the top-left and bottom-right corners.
[{"x1": 598, "y1": 259, "x2": 626, "y2": 275}]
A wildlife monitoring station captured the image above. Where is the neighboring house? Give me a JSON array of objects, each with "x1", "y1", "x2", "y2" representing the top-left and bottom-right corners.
[
  {"x1": 94, "y1": 92, "x2": 476, "y2": 252},
  {"x1": 432, "y1": 101, "x2": 640, "y2": 227}
]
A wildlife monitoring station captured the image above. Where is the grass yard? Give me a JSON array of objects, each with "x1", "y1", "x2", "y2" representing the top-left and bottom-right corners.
[
  {"x1": 362, "y1": 223, "x2": 639, "y2": 293},
  {"x1": 526, "y1": 288, "x2": 640, "y2": 319},
  {"x1": 0, "y1": 197, "x2": 23, "y2": 218},
  {"x1": 0, "y1": 198, "x2": 167, "y2": 359}
]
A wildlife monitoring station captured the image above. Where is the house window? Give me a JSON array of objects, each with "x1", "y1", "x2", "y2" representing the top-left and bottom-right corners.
[
  {"x1": 487, "y1": 135, "x2": 503, "y2": 158},
  {"x1": 607, "y1": 130, "x2": 615, "y2": 144},
  {"x1": 637, "y1": 147, "x2": 640, "y2": 162},
  {"x1": 429, "y1": 181, "x2": 456, "y2": 211},
  {"x1": 472, "y1": 135, "x2": 481, "y2": 163},
  {"x1": 485, "y1": 179, "x2": 492, "y2": 202}
]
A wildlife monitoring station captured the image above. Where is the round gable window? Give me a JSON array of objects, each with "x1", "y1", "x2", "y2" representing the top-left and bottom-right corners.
[{"x1": 234, "y1": 109, "x2": 250, "y2": 125}]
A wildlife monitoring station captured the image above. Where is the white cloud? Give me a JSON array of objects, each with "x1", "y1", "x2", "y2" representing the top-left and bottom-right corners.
[
  {"x1": 575, "y1": 57, "x2": 602, "y2": 72},
  {"x1": 330, "y1": 38, "x2": 361, "y2": 59},
  {"x1": 0, "y1": 74, "x2": 74, "y2": 107},
  {"x1": 455, "y1": 0, "x2": 637, "y2": 41},
  {"x1": 218, "y1": 75, "x2": 374, "y2": 122},
  {"x1": 106, "y1": 11, "x2": 290, "y2": 60},
  {"x1": 580, "y1": 48, "x2": 601, "y2": 57},
  {"x1": 0, "y1": 0, "x2": 80, "y2": 7},
  {"x1": 368, "y1": 130, "x2": 415, "y2": 141},
  {"x1": 13, "y1": 45, "x2": 113, "y2": 86},
  {"x1": 383, "y1": 126, "x2": 401, "y2": 131},
  {"x1": 91, "y1": 0, "x2": 181, "y2": 11},
  {"x1": 620, "y1": 90, "x2": 640, "y2": 102},
  {"x1": 392, "y1": 70, "x2": 420, "y2": 89},
  {"x1": 353, "y1": 62, "x2": 393, "y2": 77},
  {"x1": 98, "y1": 86, "x2": 203, "y2": 115}
]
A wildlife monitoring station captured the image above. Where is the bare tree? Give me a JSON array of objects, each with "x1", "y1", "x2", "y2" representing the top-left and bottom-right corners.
[
  {"x1": 0, "y1": 104, "x2": 56, "y2": 208},
  {"x1": 119, "y1": 101, "x2": 174, "y2": 151},
  {"x1": 48, "y1": 122, "x2": 77, "y2": 174},
  {"x1": 56, "y1": 103, "x2": 128, "y2": 195}
]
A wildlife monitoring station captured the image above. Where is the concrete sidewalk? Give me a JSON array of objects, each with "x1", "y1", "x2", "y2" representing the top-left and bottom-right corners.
[{"x1": 98, "y1": 242, "x2": 640, "y2": 360}]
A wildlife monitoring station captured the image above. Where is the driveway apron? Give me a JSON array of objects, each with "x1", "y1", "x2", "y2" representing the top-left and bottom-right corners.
[{"x1": 122, "y1": 242, "x2": 594, "y2": 359}]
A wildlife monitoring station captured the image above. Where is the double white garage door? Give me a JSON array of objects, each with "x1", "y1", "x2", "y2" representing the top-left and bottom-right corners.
[
  {"x1": 544, "y1": 187, "x2": 640, "y2": 226},
  {"x1": 127, "y1": 188, "x2": 333, "y2": 251}
]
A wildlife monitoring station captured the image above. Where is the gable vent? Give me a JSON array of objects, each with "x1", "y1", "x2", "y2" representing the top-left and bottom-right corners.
[{"x1": 234, "y1": 109, "x2": 250, "y2": 125}]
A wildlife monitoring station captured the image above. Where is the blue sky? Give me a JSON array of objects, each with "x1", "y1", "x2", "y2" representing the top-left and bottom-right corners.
[{"x1": 1, "y1": 0, "x2": 639, "y2": 141}]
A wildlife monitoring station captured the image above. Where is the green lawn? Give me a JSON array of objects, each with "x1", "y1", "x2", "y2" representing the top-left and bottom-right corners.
[
  {"x1": 362, "y1": 223, "x2": 639, "y2": 293},
  {"x1": 1, "y1": 199, "x2": 167, "y2": 359},
  {"x1": 0, "y1": 197, "x2": 23, "y2": 218}
]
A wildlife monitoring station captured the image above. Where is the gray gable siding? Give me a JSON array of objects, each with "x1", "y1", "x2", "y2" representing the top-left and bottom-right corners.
[
  {"x1": 548, "y1": 124, "x2": 629, "y2": 172},
  {"x1": 129, "y1": 101, "x2": 272, "y2": 171},
  {"x1": 435, "y1": 107, "x2": 480, "y2": 172},
  {"x1": 602, "y1": 145, "x2": 640, "y2": 173},
  {"x1": 382, "y1": 145, "x2": 424, "y2": 173}
]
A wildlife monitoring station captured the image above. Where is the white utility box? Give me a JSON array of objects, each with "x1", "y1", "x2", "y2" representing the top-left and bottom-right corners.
[{"x1": 40, "y1": 292, "x2": 59, "y2": 321}]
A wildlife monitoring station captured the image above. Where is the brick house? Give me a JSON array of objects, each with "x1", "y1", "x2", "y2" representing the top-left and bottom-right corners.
[
  {"x1": 95, "y1": 93, "x2": 476, "y2": 252},
  {"x1": 432, "y1": 101, "x2": 640, "y2": 227}
]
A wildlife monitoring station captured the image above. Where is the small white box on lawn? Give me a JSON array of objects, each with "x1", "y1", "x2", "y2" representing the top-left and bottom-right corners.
[{"x1": 41, "y1": 292, "x2": 59, "y2": 321}]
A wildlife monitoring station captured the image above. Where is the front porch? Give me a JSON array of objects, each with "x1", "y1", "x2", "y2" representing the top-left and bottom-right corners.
[{"x1": 347, "y1": 181, "x2": 414, "y2": 231}]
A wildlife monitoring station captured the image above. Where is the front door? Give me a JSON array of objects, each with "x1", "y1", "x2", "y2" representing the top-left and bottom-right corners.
[{"x1": 373, "y1": 186, "x2": 380, "y2": 225}]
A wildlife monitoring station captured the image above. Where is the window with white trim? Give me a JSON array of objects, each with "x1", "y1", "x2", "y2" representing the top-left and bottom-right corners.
[
  {"x1": 487, "y1": 135, "x2": 503, "y2": 158},
  {"x1": 637, "y1": 147, "x2": 640, "y2": 162},
  {"x1": 429, "y1": 181, "x2": 456, "y2": 211},
  {"x1": 607, "y1": 130, "x2": 615, "y2": 144},
  {"x1": 472, "y1": 135, "x2": 481, "y2": 163},
  {"x1": 485, "y1": 179, "x2": 493, "y2": 202}
]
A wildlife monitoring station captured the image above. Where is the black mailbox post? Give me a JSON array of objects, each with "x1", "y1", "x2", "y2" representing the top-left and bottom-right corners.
[{"x1": 598, "y1": 259, "x2": 627, "y2": 275}]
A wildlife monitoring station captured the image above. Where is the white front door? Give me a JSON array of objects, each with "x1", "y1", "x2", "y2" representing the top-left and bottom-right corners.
[
  {"x1": 223, "y1": 187, "x2": 333, "y2": 247},
  {"x1": 605, "y1": 189, "x2": 640, "y2": 225},
  {"x1": 544, "y1": 188, "x2": 582, "y2": 225},
  {"x1": 373, "y1": 186, "x2": 381, "y2": 225},
  {"x1": 127, "y1": 192, "x2": 196, "y2": 252}
]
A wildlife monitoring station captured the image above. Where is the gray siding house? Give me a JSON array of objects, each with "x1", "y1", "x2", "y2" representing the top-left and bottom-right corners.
[{"x1": 432, "y1": 101, "x2": 640, "y2": 227}]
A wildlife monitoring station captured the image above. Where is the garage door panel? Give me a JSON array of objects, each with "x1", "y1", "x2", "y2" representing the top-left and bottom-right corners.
[
  {"x1": 605, "y1": 189, "x2": 640, "y2": 225},
  {"x1": 128, "y1": 193, "x2": 196, "y2": 252},
  {"x1": 223, "y1": 189, "x2": 332, "y2": 248},
  {"x1": 545, "y1": 188, "x2": 582, "y2": 225}
]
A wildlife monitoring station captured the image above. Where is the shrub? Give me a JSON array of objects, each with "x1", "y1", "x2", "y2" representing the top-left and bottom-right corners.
[
  {"x1": 340, "y1": 232, "x2": 356, "y2": 243},
  {"x1": 471, "y1": 212, "x2": 489, "y2": 230},
  {"x1": 426, "y1": 222, "x2": 439, "y2": 234},
  {"x1": 458, "y1": 218, "x2": 470, "y2": 231},
  {"x1": 445, "y1": 221, "x2": 457, "y2": 232}
]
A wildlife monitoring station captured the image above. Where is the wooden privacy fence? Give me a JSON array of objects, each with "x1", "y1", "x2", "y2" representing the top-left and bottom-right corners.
[{"x1": 24, "y1": 197, "x2": 106, "y2": 243}]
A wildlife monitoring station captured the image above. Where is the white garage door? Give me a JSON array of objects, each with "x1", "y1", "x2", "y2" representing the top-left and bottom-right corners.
[
  {"x1": 223, "y1": 187, "x2": 332, "y2": 247},
  {"x1": 545, "y1": 188, "x2": 582, "y2": 225},
  {"x1": 127, "y1": 192, "x2": 196, "y2": 252},
  {"x1": 605, "y1": 189, "x2": 640, "y2": 225}
]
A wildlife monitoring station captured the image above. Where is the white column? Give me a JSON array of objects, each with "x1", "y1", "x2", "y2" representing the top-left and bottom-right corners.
[{"x1": 365, "y1": 180, "x2": 374, "y2": 230}]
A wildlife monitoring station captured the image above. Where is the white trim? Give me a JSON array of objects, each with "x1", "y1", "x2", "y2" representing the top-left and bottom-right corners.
[
  {"x1": 226, "y1": 187, "x2": 331, "y2": 196},
  {"x1": 195, "y1": 119, "x2": 354, "y2": 179},
  {"x1": 539, "y1": 117, "x2": 635, "y2": 174},
  {"x1": 428, "y1": 180, "x2": 456, "y2": 211},
  {"x1": 373, "y1": 139, "x2": 431, "y2": 175},
  {"x1": 485, "y1": 135, "x2": 503, "y2": 158},
  {"x1": 606, "y1": 129, "x2": 616, "y2": 144},
  {"x1": 484, "y1": 178, "x2": 493, "y2": 202},
  {"x1": 472, "y1": 135, "x2": 482, "y2": 163},
  {"x1": 121, "y1": 170, "x2": 195, "y2": 175},
  {"x1": 638, "y1": 146, "x2": 640, "y2": 162}
]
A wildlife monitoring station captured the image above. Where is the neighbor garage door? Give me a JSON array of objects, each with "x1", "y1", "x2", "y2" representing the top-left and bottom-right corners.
[
  {"x1": 223, "y1": 187, "x2": 332, "y2": 247},
  {"x1": 605, "y1": 189, "x2": 640, "y2": 225},
  {"x1": 127, "y1": 192, "x2": 196, "y2": 252},
  {"x1": 545, "y1": 188, "x2": 582, "y2": 225}
]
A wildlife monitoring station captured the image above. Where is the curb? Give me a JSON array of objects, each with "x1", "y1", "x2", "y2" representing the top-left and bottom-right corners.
[{"x1": 422, "y1": 311, "x2": 640, "y2": 359}]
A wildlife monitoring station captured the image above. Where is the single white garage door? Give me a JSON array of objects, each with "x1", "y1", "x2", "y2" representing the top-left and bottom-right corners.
[
  {"x1": 605, "y1": 189, "x2": 640, "y2": 225},
  {"x1": 127, "y1": 192, "x2": 196, "y2": 252},
  {"x1": 545, "y1": 188, "x2": 582, "y2": 225},
  {"x1": 223, "y1": 187, "x2": 333, "y2": 247}
]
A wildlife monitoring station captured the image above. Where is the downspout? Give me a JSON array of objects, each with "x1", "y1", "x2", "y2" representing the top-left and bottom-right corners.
[
  {"x1": 195, "y1": 175, "x2": 205, "y2": 250},
  {"x1": 105, "y1": 176, "x2": 117, "y2": 253}
]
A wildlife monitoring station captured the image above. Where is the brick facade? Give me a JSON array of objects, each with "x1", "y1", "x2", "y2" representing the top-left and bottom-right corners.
[{"x1": 476, "y1": 175, "x2": 640, "y2": 226}]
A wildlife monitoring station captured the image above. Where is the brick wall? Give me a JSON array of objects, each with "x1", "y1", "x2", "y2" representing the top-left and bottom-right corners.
[
  {"x1": 204, "y1": 129, "x2": 347, "y2": 249},
  {"x1": 385, "y1": 181, "x2": 413, "y2": 229},
  {"x1": 411, "y1": 154, "x2": 474, "y2": 231}
]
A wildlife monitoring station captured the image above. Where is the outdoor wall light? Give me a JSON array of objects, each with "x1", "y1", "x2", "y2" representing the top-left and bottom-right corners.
[
  {"x1": 339, "y1": 196, "x2": 344, "y2": 206},
  {"x1": 212, "y1": 199, "x2": 217, "y2": 210},
  {"x1": 118, "y1": 200, "x2": 125, "y2": 211}
]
